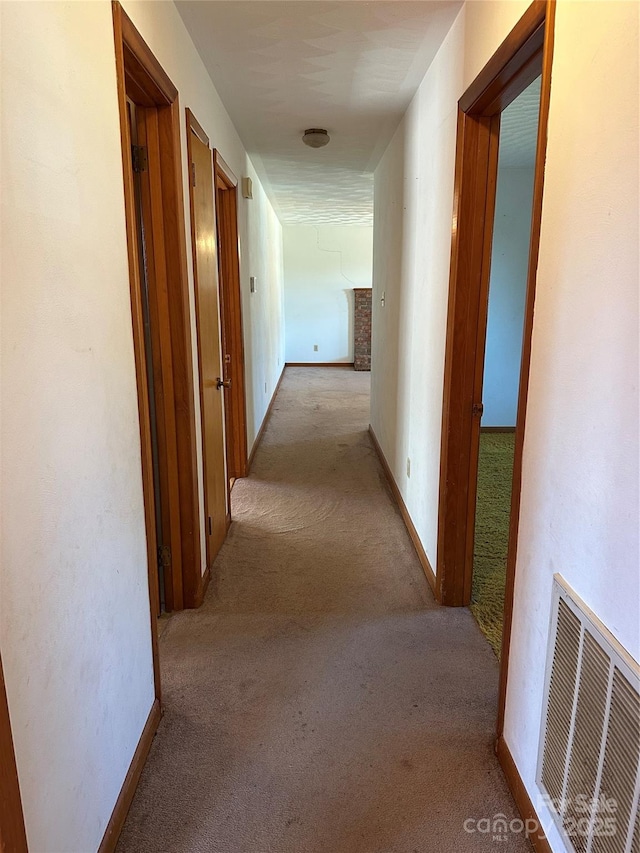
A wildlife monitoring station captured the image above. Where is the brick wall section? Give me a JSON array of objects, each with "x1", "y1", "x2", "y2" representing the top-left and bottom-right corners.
[{"x1": 353, "y1": 288, "x2": 372, "y2": 371}]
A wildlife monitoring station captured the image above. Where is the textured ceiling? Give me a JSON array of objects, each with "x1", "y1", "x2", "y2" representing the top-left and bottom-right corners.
[
  {"x1": 176, "y1": 1, "x2": 463, "y2": 224},
  {"x1": 499, "y1": 76, "x2": 541, "y2": 168}
]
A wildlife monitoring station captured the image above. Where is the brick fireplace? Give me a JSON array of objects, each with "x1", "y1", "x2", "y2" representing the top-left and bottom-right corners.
[{"x1": 353, "y1": 288, "x2": 372, "y2": 371}]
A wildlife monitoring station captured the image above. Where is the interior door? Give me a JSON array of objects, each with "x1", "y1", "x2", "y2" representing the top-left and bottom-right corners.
[
  {"x1": 213, "y1": 151, "x2": 249, "y2": 481},
  {"x1": 215, "y1": 179, "x2": 235, "y2": 482},
  {"x1": 189, "y1": 127, "x2": 228, "y2": 566}
]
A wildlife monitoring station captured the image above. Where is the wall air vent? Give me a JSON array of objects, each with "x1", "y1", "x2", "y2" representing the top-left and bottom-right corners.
[{"x1": 538, "y1": 576, "x2": 640, "y2": 853}]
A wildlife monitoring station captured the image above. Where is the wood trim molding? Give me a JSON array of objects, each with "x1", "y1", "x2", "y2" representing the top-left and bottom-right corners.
[
  {"x1": 112, "y1": 0, "x2": 161, "y2": 692},
  {"x1": 285, "y1": 362, "x2": 354, "y2": 368},
  {"x1": 214, "y1": 150, "x2": 238, "y2": 188},
  {"x1": 119, "y1": 13, "x2": 177, "y2": 106},
  {"x1": 166, "y1": 99, "x2": 203, "y2": 612},
  {"x1": 495, "y1": 736, "x2": 552, "y2": 853},
  {"x1": 193, "y1": 565, "x2": 211, "y2": 609},
  {"x1": 368, "y1": 425, "x2": 437, "y2": 595},
  {"x1": 248, "y1": 368, "x2": 285, "y2": 471},
  {"x1": 185, "y1": 106, "x2": 216, "y2": 575},
  {"x1": 213, "y1": 149, "x2": 249, "y2": 480},
  {"x1": 0, "y1": 656, "x2": 28, "y2": 853},
  {"x1": 98, "y1": 699, "x2": 161, "y2": 853},
  {"x1": 459, "y1": 1, "x2": 545, "y2": 114},
  {"x1": 497, "y1": 0, "x2": 556, "y2": 740},
  {"x1": 436, "y1": 107, "x2": 499, "y2": 607},
  {"x1": 186, "y1": 107, "x2": 209, "y2": 146},
  {"x1": 462, "y1": 112, "x2": 501, "y2": 607},
  {"x1": 136, "y1": 105, "x2": 185, "y2": 613}
]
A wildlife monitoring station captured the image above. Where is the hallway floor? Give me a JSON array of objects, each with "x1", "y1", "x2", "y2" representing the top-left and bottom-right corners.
[{"x1": 117, "y1": 367, "x2": 529, "y2": 853}]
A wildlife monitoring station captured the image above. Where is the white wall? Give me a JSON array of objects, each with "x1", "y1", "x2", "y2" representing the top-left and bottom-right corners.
[
  {"x1": 242, "y1": 169, "x2": 286, "y2": 441},
  {"x1": 284, "y1": 225, "x2": 373, "y2": 364},
  {"x1": 371, "y1": 8, "x2": 466, "y2": 566},
  {"x1": 504, "y1": 3, "x2": 639, "y2": 850},
  {"x1": 483, "y1": 165, "x2": 536, "y2": 427},
  {"x1": 371, "y1": 3, "x2": 639, "y2": 851},
  {"x1": 0, "y1": 1, "x2": 284, "y2": 850},
  {"x1": 1, "y1": 3, "x2": 155, "y2": 849}
]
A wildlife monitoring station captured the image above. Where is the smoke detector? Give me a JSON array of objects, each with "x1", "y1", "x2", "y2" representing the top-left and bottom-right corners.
[{"x1": 302, "y1": 128, "x2": 330, "y2": 148}]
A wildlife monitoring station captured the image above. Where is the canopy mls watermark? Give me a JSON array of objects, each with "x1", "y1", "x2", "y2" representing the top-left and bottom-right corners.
[{"x1": 463, "y1": 793, "x2": 619, "y2": 844}]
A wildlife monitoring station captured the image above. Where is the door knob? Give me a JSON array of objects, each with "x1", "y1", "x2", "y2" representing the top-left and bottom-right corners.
[{"x1": 216, "y1": 377, "x2": 231, "y2": 390}]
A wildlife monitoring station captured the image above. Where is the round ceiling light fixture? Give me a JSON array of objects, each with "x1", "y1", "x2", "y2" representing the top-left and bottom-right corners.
[{"x1": 302, "y1": 128, "x2": 330, "y2": 148}]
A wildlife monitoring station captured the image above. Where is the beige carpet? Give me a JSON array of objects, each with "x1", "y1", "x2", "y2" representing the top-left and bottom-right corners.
[{"x1": 117, "y1": 367, "x2": 530, "y2": 853}]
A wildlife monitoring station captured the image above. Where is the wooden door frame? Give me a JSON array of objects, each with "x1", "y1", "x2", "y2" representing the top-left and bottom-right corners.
[
  {"x1": 113, "y1": 0, "x2": 204, "y2": 640},
  {"x1": 0, "y1": 654, "x2": 28, "y2": 852},
  {"x1": 214, "y1": 151, "x2": 249, "y2": 480},
  {"x1": 435, "y1": 0, "x2": 555, "y2": 740},
  {"x1": 185, "y1": 107, "x2": 220, "y2": 578},
  {"x1": 183, "y1": 110, "x2": 210, "y2": 566}
]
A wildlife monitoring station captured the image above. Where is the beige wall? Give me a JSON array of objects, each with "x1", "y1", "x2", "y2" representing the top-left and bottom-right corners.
[
  {"x1": 370, "y1": 4, "x2": 638, "y2": 851},
  {"x1": 504, "y1": 4, "x2": 639, "y2": 849},
  {"x1": 371, "y1": 7, "x2": 466, "y2": 565},
  {"x1": 0, "y1": 1, "x2": 284, "y2": 849},
  {"x1": 284, "y1": 225, "x2": 373, "y2": 364}
]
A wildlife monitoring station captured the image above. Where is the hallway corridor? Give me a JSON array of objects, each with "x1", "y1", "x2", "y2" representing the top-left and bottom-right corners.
[{"x1": 118, "y1": 367, "x2": 528, "y2": 852}]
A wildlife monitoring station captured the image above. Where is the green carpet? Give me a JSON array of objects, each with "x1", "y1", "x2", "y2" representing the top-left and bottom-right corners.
[{"x1": 470, "y1": 432, "x2": 516, "y2": 658}]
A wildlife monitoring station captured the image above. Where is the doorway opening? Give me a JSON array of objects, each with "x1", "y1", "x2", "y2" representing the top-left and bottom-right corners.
[
  {"x1": 214, "y1": 151, "x2": 249, "y2": 483},
  {"x1": 113, "y1": 2, "x2": 206, "y2": 639},
  {"x1": 435, "y1": 0, "x2": 555, "y2": 747},
  {"x1": 470, "y1": 76, "x2": 542, "y2": 657}
]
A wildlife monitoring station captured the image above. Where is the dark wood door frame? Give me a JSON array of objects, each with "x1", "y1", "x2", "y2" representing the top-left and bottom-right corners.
[
  {"x1": 435, "y1": 0, "x2": 555, "y2": 739},
  {"x1": 214, "y1": 151, "x2": 249, "y2": 481},
  {"x1": 113, "y1": 0, "x2": 204, "y2": 640},
  {"x1": 0, "y1": 654, "x2": 28, "y2": 852}
]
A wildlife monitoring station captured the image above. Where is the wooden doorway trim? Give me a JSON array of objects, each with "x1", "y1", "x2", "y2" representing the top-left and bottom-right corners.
[
  {"x1": 214, "y1": 151, "x2": 249, "y2": 480},
  {"x1": 0, "y1": 655, "x2": 28, "y2": 853},
  {"x1": 184, "y1": 107, "x2": 214, "y2": 576},
  {"x1": 113, "y1": 0, "x2": 203, "y2": 636},
  {"x1": 435, "y1": 0, "x2": 555, "y2": 736},
  {"x1": 185, "y1": 108, "x2": 230, "y2": 585}
]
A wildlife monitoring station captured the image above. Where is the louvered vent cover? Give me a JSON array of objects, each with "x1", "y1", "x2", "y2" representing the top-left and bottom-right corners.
[{"x1": 538, "y1": 577, "x2": 640, "y2": 853}]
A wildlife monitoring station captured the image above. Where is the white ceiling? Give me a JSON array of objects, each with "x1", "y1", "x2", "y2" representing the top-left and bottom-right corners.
[
  {"x1": 176, "y1": 1, "x2": 463, "y2": 225},
  {"x1": 499, "y1": 76, "x2": 541, "y2": 168}
]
